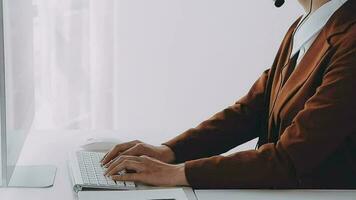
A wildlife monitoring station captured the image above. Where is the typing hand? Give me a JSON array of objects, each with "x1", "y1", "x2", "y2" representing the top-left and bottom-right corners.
[
  {"x1": 104, "y1": 155, "x2": 188, "y2": 187},
  {"x1": 101, "y1": 140, "x2": 175, "y2": 166}
]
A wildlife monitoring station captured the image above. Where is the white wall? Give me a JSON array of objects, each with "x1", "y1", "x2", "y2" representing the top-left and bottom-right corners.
[{"x1": 111, "y1": 0, "x2": 303, "y2": 144}]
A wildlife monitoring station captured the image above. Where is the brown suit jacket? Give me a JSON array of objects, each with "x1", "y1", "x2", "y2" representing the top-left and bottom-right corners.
[{"x1": 164, "y1": 0, "x2": 356, "y2": 189}]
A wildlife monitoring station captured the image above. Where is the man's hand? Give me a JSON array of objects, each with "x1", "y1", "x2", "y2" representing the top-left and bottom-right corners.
[
  {"x1": 104, "y1": 155, "x2": 189, "y2": 187},
  {"x1": 101, "y1": 140, "x2": 175, "y2": 166}
]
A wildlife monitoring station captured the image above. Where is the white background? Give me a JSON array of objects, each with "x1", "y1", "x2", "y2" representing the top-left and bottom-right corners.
[{"x1": 3, "y1": 0, "x2": 303, "y2": 150}]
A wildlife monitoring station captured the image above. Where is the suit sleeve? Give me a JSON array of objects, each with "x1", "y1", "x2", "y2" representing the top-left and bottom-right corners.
[
  {"x1": 182, "y1": 36, "x2": 356, "y2": 188},
  {"x1": 163, "y1": 69, "x2": 271, "y2": 163}
]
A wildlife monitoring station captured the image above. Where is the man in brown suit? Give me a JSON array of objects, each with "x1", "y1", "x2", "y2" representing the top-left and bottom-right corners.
[{"x1": 102, "y1": 0, "x2": 356, "y2": 189}]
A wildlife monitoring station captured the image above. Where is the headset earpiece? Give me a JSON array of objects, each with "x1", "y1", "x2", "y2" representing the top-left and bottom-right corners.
[{"x1": 274, "y1": 0, "x2": 285, "y2": 8}]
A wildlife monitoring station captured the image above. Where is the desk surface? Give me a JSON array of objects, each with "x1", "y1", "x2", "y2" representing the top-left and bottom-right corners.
[
  {"x1": 195, "y1": 189, "x2": 356, "y2": 200},
  {"x1": 0, "y1": 130, "x2": 199, "y2": 200},
  {"x1": 0, "y1": 130, "x2": 139, "y2": 200},
  {"x1": 1, "y1": 130, "x2": 356, "y2": 200}
]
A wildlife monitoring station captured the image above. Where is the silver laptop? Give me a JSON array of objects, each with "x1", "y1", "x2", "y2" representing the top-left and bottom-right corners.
[{"x1": 68, "y1": 151, "x2": 137, "y2": 192}]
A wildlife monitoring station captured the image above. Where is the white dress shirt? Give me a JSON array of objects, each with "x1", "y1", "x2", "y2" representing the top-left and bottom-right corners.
[{"x1": 291, "y1": 0, "x2": 348, "y2": 64}]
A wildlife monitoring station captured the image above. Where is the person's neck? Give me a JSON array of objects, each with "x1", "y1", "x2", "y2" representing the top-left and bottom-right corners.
[{"x1": 298, "y1": 0, "x2": 331, "y2": 13}]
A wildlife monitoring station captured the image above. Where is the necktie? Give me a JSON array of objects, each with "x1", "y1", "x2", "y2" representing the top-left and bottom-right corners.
[
  {"x1": 257, "y1": 50, "x2": 301, "y2": 148},
  {"x1": 281, "y1": 50, "x2": 300, "y2": 86}
]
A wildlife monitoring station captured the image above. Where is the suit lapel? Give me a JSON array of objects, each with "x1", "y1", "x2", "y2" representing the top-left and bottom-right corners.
[
  {"x1": 272, "y1": 31, "x2": 330, "y2": 120},
  {"x1": 268, "y1": 19, "x2": 301, "y2": 117}
]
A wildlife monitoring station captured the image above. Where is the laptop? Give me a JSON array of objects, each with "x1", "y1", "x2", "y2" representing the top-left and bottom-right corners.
[{"x1": 67, "y1": 151, "x2": 137, "y2": 192}]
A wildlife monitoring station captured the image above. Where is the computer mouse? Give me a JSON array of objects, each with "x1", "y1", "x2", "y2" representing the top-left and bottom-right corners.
[{"x1": 80, "y1": 137, "x2": 122, "y2": 152}]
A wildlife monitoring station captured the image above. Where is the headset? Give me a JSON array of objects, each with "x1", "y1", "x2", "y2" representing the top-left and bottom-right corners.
[
  {"x1": 273, "y1": 0, "x2": 315, "y2": 9},
  {"x1": 274, "y1": 0, "x2": 286, "y2": 7}
]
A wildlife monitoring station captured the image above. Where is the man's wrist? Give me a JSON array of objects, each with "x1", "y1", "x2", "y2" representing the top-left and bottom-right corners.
[
  {"x1": 175, "y1": 163, "x2": 189, "y2": 186},
  {"x1": 160, "y1": 144, "x2": 176, "y2": 163}
]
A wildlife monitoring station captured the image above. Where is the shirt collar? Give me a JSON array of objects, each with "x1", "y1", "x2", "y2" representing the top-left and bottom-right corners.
[{"x1": 291, "y1": 0, "x2": 348, "y2": 56}]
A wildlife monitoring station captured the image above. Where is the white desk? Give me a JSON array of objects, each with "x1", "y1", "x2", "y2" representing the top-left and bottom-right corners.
[
  {"x1": 0, "y1": 130, "x2": 91, "y2": 200},
  {"x1": 0, "y1": 130, "x2": 161, "y2": 200},
  {"x1": 195, "y1": 190, "x2": 356, "y2": 200},
  {"x1": 1, "y1": 130, "x2": 355, "y2": 200},
  {"x1": 0, "y1": 130, "x2": 199, "y2": 200}
]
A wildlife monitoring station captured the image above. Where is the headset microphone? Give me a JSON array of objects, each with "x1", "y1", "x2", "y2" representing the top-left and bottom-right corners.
[{"x1": 274, "y1": 0, "x2": 285, "y2": 8}]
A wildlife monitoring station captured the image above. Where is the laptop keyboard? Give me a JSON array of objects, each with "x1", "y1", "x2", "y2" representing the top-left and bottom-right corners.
[{"x1": 76, "y1": 151, "x2": 136, "y2": 189}]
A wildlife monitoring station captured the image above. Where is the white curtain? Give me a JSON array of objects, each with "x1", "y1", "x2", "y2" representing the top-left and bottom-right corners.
[{"x1": 32, "y1": 0, "x2": 119, "y2": 129}]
